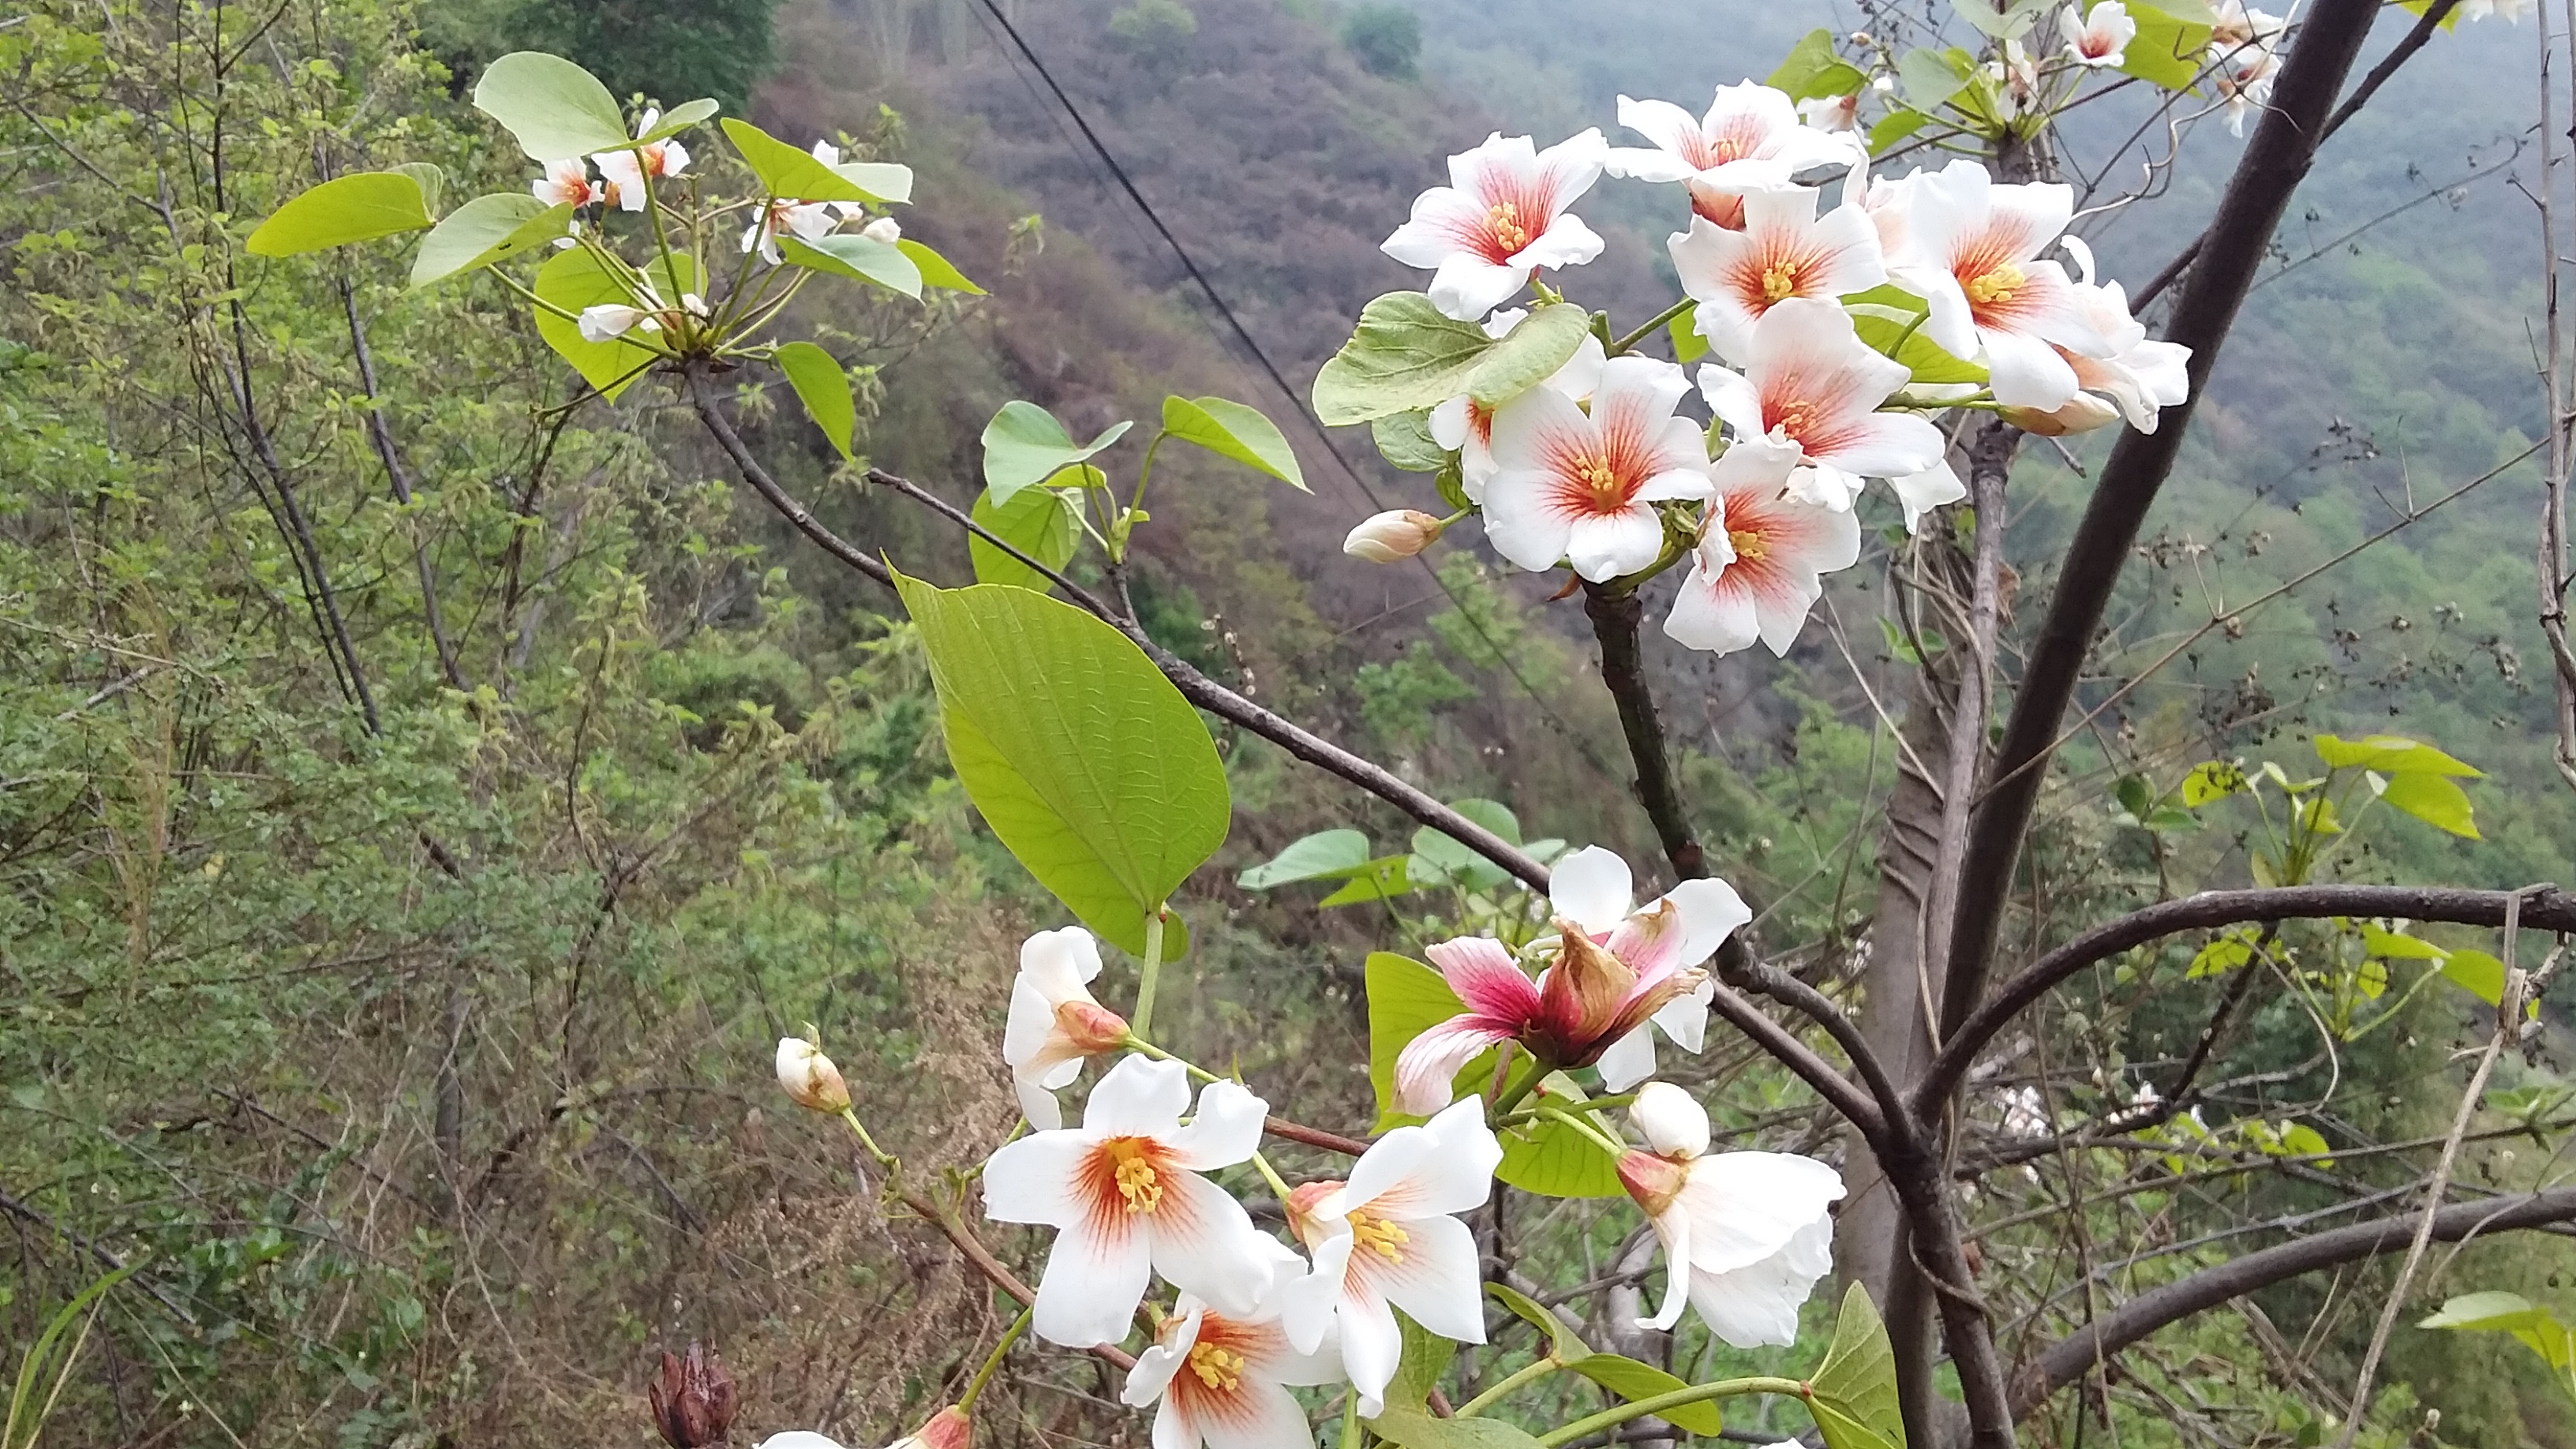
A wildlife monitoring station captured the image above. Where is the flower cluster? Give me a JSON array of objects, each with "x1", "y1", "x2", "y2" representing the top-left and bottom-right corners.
[{"x1": 1348, "y1": 75, "x2": 2196, "y2": 661}]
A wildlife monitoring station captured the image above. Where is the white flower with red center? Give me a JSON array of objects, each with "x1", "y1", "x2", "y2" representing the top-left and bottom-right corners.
[
  {"x1": 1390, "y1": 848, "x2": 1750, "y2": 1112},
  {"x1": 2005, "y1": 239, "x2": 2192, "y2": 434},
  {"x1": 1696, "y1": 297, "x2": 1947, "y2": 515},
  {"x1": 1279, "y1": 1099, "x2": 1500, "y2": 1417},
  {"x1": 1616, "y1": 1084, "x2": 1845, "y2": 1342},
  {"x1": 594, "y1": 107, "x2": 693, "y2": 212},
  {"x1": 1122, "y1": 1284, "x2": 1342, "y2": 1449},
  {"x1": 982, "y1": 1055, "x2": 1280, "y2": 1348},
  {"x1": 1428, "y1": 309, "x2": 1605, "y2": 500},
  {"x1": 1799, "y1": 94, "x2": 1860, "y2": 133},
  {"x1": 1663, "y1": 435, "x2": 1861, "y2": 658},
  {"x1": 1882, "y1": 159, "x2": 2113, "y2": 409},
  {"x1": 531, "y1": 158, "x2": 605, "y2": 209},
  {"x1": 2207, "y1": 0, "x2": 2286, "y2": 51},
  {"x1": 1482, "y1": 355, "x2": 1711, "y2": 582},
  {"x1": 2214, "y1": 44, "x2": 2279, "y2": 137},
  {"x1": 1669, "y1": 185, "x2": 1888, "y2": 365},
  {"x1": 1381, "y1": 131, "x2": 1609, "y2": 321},
  {"x1": 2061, "y1": 2, "x2": 2136, "y2": 66},
  {"x1": 1604, "y1": 84, "x2": 1864, "y2": 230},
  {"x1": 740, "y1": 197, "x2": 838, "y2": 264},
  {"x1": 1002, "y1": 927, "x2": 1132, "y2": 1130}
]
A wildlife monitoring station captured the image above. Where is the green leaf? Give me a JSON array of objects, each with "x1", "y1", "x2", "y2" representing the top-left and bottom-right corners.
[
  {"x1": 1484, "y1": 1282, "x2": 1589, "y2": 1362},
  {"x1": 1372, "y1": 410, "x2": 1451, "y2": 473},
  {"x1": 1668, "y1": 309, "x2": 1708, "y2": 365},
  {"x1": 775, "y1": 341, "x2": 856, "y2": 460},
  {"x1": 1366, "y1": 951, "x2": 1489, "y2": 1129},
  {"x1": 1320, "y1": 856, "x2": 1415, "y2": 907},
  {"x1": 531, "y1": 246, "x2": 695, "y2": 400},
  {"x1": 390, "y1": 162, "x2": 445, "y2": 217},
  {"x1": 2180, "y1": 760, "x2": 2245, "y2": 806},
  {"x1": 1406, "y1": 798, "x2": 1522, "y2": 893},
  {"x1": 1468, "y1": 303, "x2": 1593, "y2": 407},
  {"x1": 2315, "y1": 733, "x2": 2482, "y2": 777},
  {"x1": 777, "y1": 232, "x2": 923, "y2": 299},
  {"x1": 2358, "y1": 958, "x2": 2388, "y2": 999},
  {"x1": 1768, "y1": 28, "x2": 1868, "y2": 101},
  {"x1": 2114, "y1": 775, "x2": 2154, "y2": 819},
  {"x1": 1868, "y1": 107, "x2": 1930, "y2": 156},
  {"x1": 893, "y1": 572, "x2": 1229, "y2": 957},
  {"x1": 1386, "y1": 1311, "x2": 1458, "y2": 1417},
  {"x1": 1161, "y1": 395, "x2": 1306, "y2": 489},
  {"x1": 473, "y1": 52, "x2": 629, "y2": 162},
  {"x1": 1846, "y1": 288, "x2": 1986, "y2": 384},
  {"x1": 1313, "y1": 292, "x2": 1496, "y2": 425},
  {"x1": 410, "y1": 194, "x2": 569, "y2": 286},
  {"x1": 1237, "y1": 829, "x2": 1374, "y2": 889},
  {"x1": 1896, "y1": 46, "x2": 1975, "y2": 110},
  {"x1": 900, "y1": 238, "x2": 984, "y2": 293},
  {"x1": 721, "y1": 118, "x2": 909, "y2": 204},
  {"x1": 2119, "y1": 3, "x2": 2216, "y2": 91},
  {"x1": 970, "y1": 474, "x2": 1088, "y2": 592},
  {"x1": 246, "y1": 171, "x2": 435, "y2": 256},
  {"x1": 636, "y1": 97, "x2": 720, "y2": 144},
  {"x1": 2186, "y1": 931, "x2": 2254, "y2": 979},
  {"x1": 2378, "y1": 772, "x2": 2480, "y2": 838},
  {"x1": 1565, "y1": 1354, "x2": 1726, "y2": 1436},
  {"x1": 982, "y1": 401, "x2": 1134, "y2": 505},
  {"x1": 1950, "y1": 0, "x2": 2051, "y2": 37},
  {"x1": 2361, "y1": 923, "x2": 2447, "y2": 961},
  {"x1": 2423, "y1": 1291, "x2": 2553, "y2": 1335},
  {"x1": 1809, "y1": 1284, "x2": 1906, "y2": 1449},
  {"x1": 1495, "y1": 1077, "x2": 1624, "y2": 1199},
  {"x1": 1372, "y1": 1411, "x2": 1547, "y2": 1449},
  {"x1": 2439, "y1": 949, "x2": 2507, "y2": 1006},
  {"x1": 2278, "y1": 1121, "x2": 2334, "y2": 1165}
]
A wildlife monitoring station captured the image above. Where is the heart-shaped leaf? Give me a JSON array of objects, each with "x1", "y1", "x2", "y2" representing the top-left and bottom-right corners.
[
  {"x1": 900, "y1": 238, "x2": 984, "y2": 293},
  {"x1": 474, "y1": 51, "x2": 628, "y2": 162},
  {"x1": 982, "y1": 402, "x2": 1133, "y2": 504},
  {"x1": 778, "y1": 232, "x2": 923, "y2": 299},
  {"x1": 1808, "y1": 1284, "x2": 1905, "y2": 1449},
  {"x1": 970, "y1": 476, "x2": 1088, "y2": 592},
  {"x1": 410, "y1": 194, "x2": 570, "y2": 286},
  {"x1": 721, "y1": 118, "x2": 908, "y2": 203},
  {"x1": 1237, "y1": 829, "x2": 1374, "y2": 889},
  {"x1": 775, "y1": 341, "x2": 856, "y2": 460},
  {"x1": 1161, "y1": 395, "x2": 1305, "y2": 489},
  {"x1": 246, "y1": 171, "x2": 435, "y2": 256}
]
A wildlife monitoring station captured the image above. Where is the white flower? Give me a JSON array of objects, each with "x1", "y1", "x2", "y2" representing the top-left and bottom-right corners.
[
  {"x1": 982, "y1": 1055, "x2": 1280, "y2": 1347},
  {"x1": 2214, "y1": 44, "x2": 2279, "y2": 137},
  {"x1": 1605, "y1": 84, "x2": 1864, "y2": 230},
  {"x1": 1882, "y1": 159, "x2": 2114, "y2": 409},
  {"x1": 2000, "y1": 1085, "x2": 2050, "y2": 1138},
  {"x1": 1697, "y1": 297, "x2": 1948, "y2": 513},
  {"x1": 2061, "y1": 1, "x2": 2136, "y2": 66},
  {"x1": 757, "y1": 1435, "x2": 848, "y2": 1449},
  {"x1": 1799, "y1": 93, "x2": 1861, "y2": 133},
  {"x1": 1124, "y1": 1283, "x2": 1343, "y2": 1449},
  {"x1": 531, "y1": 158, "x2": 605, "y2": 209},
  {"x1": 1670, "y1": 185, "x2": 1888, "y2": 364},
  {"x1": 1002, "y1": 927, "x2": 1131, "y2": 1130},
  {"x1": 1344, "y1": 509, "x2": 1448, "y2": 563},
  {"x1": 576, "y1": 303, "x2": 660, "y2": 343},
  {"x1": 1545, "y1": 847, "x2": 1750, "y2": 1090},
  {"x1": 740, "y1": 198, "x2": 839, "y2": 264},
  {"x1": 593, "y1": 107, "x2": 692, "y2": 212},
  {"x1": 2207, "y1": 0, "x2": 2286, "y2": 50},
  {"x1": 776, "y1": 1037, "x2": 849, "y2": 1113},
  {"x1": 1628, "y1": 1082, "x2": 1710, "y2": 1157},
  {"x1": 861, "y1": 215, "x2": 903, "y2": 245},
  {"x1": 1281, "y1": 1099, "x2": 1501, "y2": 1417},
  {"x1": 1382, "y1": 131, "x2": 1610, "y2": 320},
  {"x1": 1483, "y1": 355, "x2": 1711, "y2": 582},
  {"x1": 1614, "y1": 1090, "x2": 1844, "y2": 1342},
  {"x1": 2458, "y1": 0, "x2": 2533, "y2": 19},
  {"x1": 1428, "y1": 308, "x2": 1607, "y2": 500},
  {"x1": 2016, "y1": 241, "x2": 2192, "y2": 433},
  {"x1": 1664, "y1": 435, "x2": 1861, "y2": 658}
]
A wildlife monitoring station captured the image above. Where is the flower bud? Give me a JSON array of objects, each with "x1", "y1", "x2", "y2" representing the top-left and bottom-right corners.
[
  {"x1": 1282, "y1": 1179, "x2": 1345, "y2": 1246},
  {"x1": 861, "y1": 216, "x2": 903, "y2": 245},
  {"x1": 1629, "y1": 1082, "x2": 1710, "y2": 1159},
  {"x1": 1616, "y1": 1149, "x2": 1689, "y2": 1218},
  {"x1": 1053, "y1": 998, "x2": 1130, "y2": 1054},
  {"x1": 1342, "y1": 509, "x2": 1446, "y2": 563},
  {"x1": 898, "y1": 1406, "x2": 972, "y2": 1449},
  {"x1": 2003, "y1": 391, "x2": 2119, "y2": 437},
  {"x1": 647, "y1": 1342, "x2": 738, "y2": 1448},
  {"x1": 776, "y1": 1036, "x2": 851, "y2": 1113}
]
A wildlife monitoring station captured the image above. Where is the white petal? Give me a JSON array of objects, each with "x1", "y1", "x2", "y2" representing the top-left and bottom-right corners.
[
  {"x1": 1014, "y1": 1068, "x2": 1066, "y2": 1133},
  {"x1": 1563, "y1": 505, "x2": 1669, "y2": 581},
  {"x1": 1595, "y1": 1024, "x2": 1659, "y2": 1092},
  {"x1": 1340, "y1": 1289, "x2": 1405, "y2": 1418},
  {"x1": 1548, "y1": 845, "x2": 1635, "y2": 931},
  {"x1": 1034, "y1": 1216, "x2": 1152, "y2": 1346},
  {"x1": 1478, "y1": 470, "x2": 1578, "y2": 574},
  {"x1": 1022, "y1": 925, "x2": 1104, "y2": 998},
  {"x1": 1663, "y1": 558, "x2": 1764, "y2": 656},
  {"x1": 1391, "y1": 1016, "x2": 1517, "y2": 1115},
  {"x1": 1342, "y1": 1097, "x2": 1502, "y2": 1221},
  {"x1": 1123, "y1": 1300, "x2": 1204, "y2": 1406},
  {"x1": 1428, "y1": 394, "x2": 1473, "y2": 451},
  {"x1": 1147, "y1": 1176, "x2": 1276, "y2": 1315},
  {"x1": 1516, "y1": 213, "x2": 1604, "y2": 271},
  {"x1": 1281, "y1": 1231, "x2": 1352, "y2": 1354},
  {"x1": 758, "y1": 1435, "x2": 851, "y2": 1449},
  {"x1": 1084, "y1": 1054, "x2": 1192, "y2": 1137},
  {"x1": 1365, "y1": 1211, "x2": 1487, "y2": 1343},
  {"x1": 1428, "y1": 255, "x2": 1531, "y2": 321},
  {"x1": 1664, "y1": 877, "x2": 1754, "y2": 967},
  {"x1": 1649, "y1": 977, "x2": 1715, "y2": 1054},
  {"x1": 1677, "y1": 1151, "x2": 1844, "y2": 1273},
  {"x1": 1686, "y1": 1216, "x2": 1836, "y2": 1348},
  {"x1": 1698, "y1": 365, "x2": 1764, "y2": 439},
  {"x1": 1547, "y1": 335, "x2": 1608, "y2": 400},
  {"x1": 1196, "y1": 1381, "x2": 1324, "y2": 1449},
  {"x1": 1887, "y1": 461, "x2": 1967, "y2": 534},
  {"x1": 981, "y1": 1132, "x2": 1091, "y2": 1226},
  {"x1": 1814, "y1": 410, "x2": 1948, "y2": 481},
  {"x1": 1002, "y1": 973, "x2": 1058, "y2": 1073},
  {"x1": 1644, "y1": 1206, "x2": 1692, "y2": 1332},
  {"x1": 1983, "y1": 326, "x2": 2083, "y2": 410},
  {"x1": 1170, "y1": 1079, "x2": 1269, "y2": 1170}
]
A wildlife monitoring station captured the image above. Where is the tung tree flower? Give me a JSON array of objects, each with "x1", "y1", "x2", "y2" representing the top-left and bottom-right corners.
[
  {"x1": 1663, "y1": 435, "x2": 1862, "y2": 658},
  {"x1": 2061, "y1": 2, "x2": 2136, "y2": 66},
  {"x1": 1481, "y1": 355, "x2": 1712, "y2": 582},
  {"x1": 1696, "y1": 297, "x2": 1947, "y2": 514},
  {"x1": 1668, "y1": 185, "x2": 1888, "y2": 364},
  {"x1": 1616, "y1": 1083, "x2": 1845, "y2": 1342},
  {"x1": 983, "y1": 1055, "x2": 1281, "y2": 1347},
  {"x1": 1883, "y1": 159, "x2": 2110, "y2": 410},
  {"x1": 776, "y1": 1036, "x2": 850, "y2": 1113},
  {"x1": 1280, "y1": 1099, "x2": 1502, "y2": 1416},
  {"x1": 1605, "y1": 84, "x2": 1864, "y2": 229},
  {"x1": 1002, "y1": 926, "x2": 1132, "y2": 1130},
  {"x1": 578, "y1": 303, "x2": 661, "y2": 344},
  {"x1": 1428, "y1": 309, "x2": 1605, "y2": 500},
  {"x1": 1798, "y1": 93, "x2": 1860, "y2": 133},
  {"x1": 594, "y1": 107, "x2": 692, "y2": 212},
  {"x1": 1999, "y1": 239, "x2": 2192, "y2": 436},
  {"x1": 532, "y1": 158, "x2": 605, "y2": 209},
  {"x1": 1391, "y1": 848, "x2": 1750, "y2": 1111},
  {"x1": 1123, "y1": 1288, "x2": 1343, "y2": 1449},
  {"x1": 741, "y1": 197, "x2": 838, "y2": 264},
  {"x1": 1345, "y1": 509, "x2": 1449, "y2": 563},
  {"x1": 1381, "y1": 131, "x2": 1609, "y2": 321}
]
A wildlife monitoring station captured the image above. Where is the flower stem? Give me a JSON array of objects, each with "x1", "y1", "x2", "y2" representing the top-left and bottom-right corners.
[
  {"x1": 1534, "y1": 1103, "x2": 1628, "y2": 1158},
  {"x1": 1454, "y1": 1355, "x2": 1566, "y2": 1417},
  {"x1": 957, "y1": 1304, "x2": 1035, "y2": 1412},
  {"x1": 1131, "y1": 906, "x2": 1169, "y2": 1039},
  {"x1": 1532, "y1": 1376, "x2": 1808, "y2": 1448},
  {"x1": 1487, "y1": 1055, "x2": 1549, "y2": 1118},
  {"x1": 1608, "y1": 297, "x2": 1696, "y2": 358},
  {"x1": 837, "y1": 1106, "x2": 898, "y2": 1168},
  {"x1": 1249, "y1": 1149, "x2": 1294, "y2": 1201}
]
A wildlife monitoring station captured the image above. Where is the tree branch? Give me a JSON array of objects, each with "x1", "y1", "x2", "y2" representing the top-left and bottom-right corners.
[
  {"x1": 1582, "y1": 582, "x2": 1705, "y2": 881},
  {"x1": 341, "y1": 278, "x2": 466, "y2": 692},
  {"x1": 1921, "y1": 884, "x2": 2576, "y2": 1111},
  {"x1": 1935, "y1": 0, "x2": 2394, "y2": 1069}
]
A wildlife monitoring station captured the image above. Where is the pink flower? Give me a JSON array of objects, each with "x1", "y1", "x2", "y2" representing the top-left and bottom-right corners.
[
  {"x1": 1121, "y1": 1287, "x2": 1342, "y2": 1449},
  {"x1": 1382, "y1": 131, "x2": 1609, "y2": 320},
  {"x1": 1605, "y1": 85, "x2": 1863, "y2": 230},
  {"x1": 1391, "y1": 848, "x2": 1750, "y2": 1114},
  {"x1": 1696, "y1": 297, "x2": 1947, "y2": 514},
  {"x1": 1884, "y1": 159, "x2": 2112, "y2": 409},
  {"x1": 1669, "y1": 185, "x2": 1888, "y2": 364},
  {"x1": 1663, "y1": 436, "x2": 1862, "y2": 658},
  {"x1": 531, "y1": 159, "x2": 605, "y2": 209},
  {"x1": 1482, "y1": 356, "x2": 1711, "y2": 582},
  {"x1": 1428, "y1": 309, "x2": 1604, "y2": 500}
]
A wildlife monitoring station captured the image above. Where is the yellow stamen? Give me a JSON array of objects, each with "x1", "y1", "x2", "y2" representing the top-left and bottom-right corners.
[
  {"x1": 1965, "y1": 262, "x2": 2026, "y2": 308},
  {"x1": 1187, "y1": 1342, "x2": 1246, "y2": 1391},
  {"x1": 1728, "y1": 528, "x2": 1769, "y2": 561},
  {"x1": 1351, "y1": 1211, "x2": 1411, "y2": 1264},
  {"x1": 1572, "y1": 455, "x2": 1624, "y2": 511},
  {"x1": 1487, "y1": 201, "x2": 1532, "y2": 254},
  {"x1": 1760, "y1": 259, "x2": 1803, "y2": 302},
  {"x1": 1106, "y1": 1140, "x2": 1163, "y2": 1214},
  {"x1": 1772, "y1": 402, "x2": 1814, "y2": 442}
]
